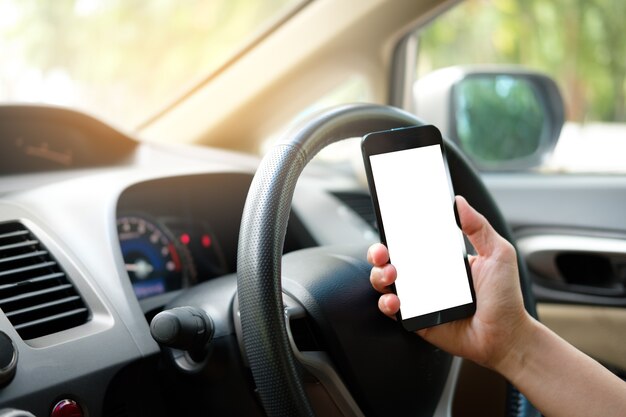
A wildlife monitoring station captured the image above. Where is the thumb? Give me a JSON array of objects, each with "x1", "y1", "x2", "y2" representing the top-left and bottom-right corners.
[{"x1": 455, "y1": 195, "x2": 501, "y2": 257}]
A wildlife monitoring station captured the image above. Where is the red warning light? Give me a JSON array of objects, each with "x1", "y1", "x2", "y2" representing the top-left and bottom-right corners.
[
  {"x1": 180, "y1": 233, "x2": 191, "y2": 245},
  {"x1": 201, "y1": 234, "x2": 212, "y2": 248}
]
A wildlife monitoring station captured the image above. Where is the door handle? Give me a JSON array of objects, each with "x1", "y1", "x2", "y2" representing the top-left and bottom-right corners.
[{"x1": 517, "y1": 234, "x2": 626, "y2": 297}]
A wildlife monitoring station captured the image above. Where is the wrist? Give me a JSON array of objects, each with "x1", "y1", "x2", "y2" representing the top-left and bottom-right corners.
[{"x1": 488, "y1": 312, "x2": 538, "y2": 381}]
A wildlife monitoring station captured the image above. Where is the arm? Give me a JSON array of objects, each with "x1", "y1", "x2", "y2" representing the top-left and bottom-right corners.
[
  {"x1": 368, "y1": 196, "x2": 626, "y2": 417},
  {"x1": 499, "y1": 317, "x2": 626, "y2": 417}
]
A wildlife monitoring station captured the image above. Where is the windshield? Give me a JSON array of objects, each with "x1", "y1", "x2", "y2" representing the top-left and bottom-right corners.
[{"x1": 0, "y1": 0, "x2": 301, "y2": 131}]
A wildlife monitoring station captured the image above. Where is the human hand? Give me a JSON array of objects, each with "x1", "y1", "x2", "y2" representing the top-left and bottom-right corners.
[{"x1": 367, "y1": 195, "x2": 533, "y2": 370}]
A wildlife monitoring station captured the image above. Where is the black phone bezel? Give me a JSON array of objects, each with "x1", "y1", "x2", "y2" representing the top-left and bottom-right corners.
[{"x1": 361, "y1": 125, "x2": 476, "y2": 332}]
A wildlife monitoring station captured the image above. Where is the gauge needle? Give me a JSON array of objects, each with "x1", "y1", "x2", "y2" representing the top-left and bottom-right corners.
[{"x1": 125, "y1": 259, "x2": 154, "y2": 280}]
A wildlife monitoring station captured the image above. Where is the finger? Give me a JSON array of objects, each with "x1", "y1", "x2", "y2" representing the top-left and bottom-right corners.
[
  {"x1": 455, "y1": 195, "x2": 501, "y2": 257},
  {"x1": 378, "y1": 293, "x2": 400, "y2": 318},
  {"x1": 370, "y1": 263, "x2": 397, "y2": 293},
  {"x1": 367, "y1": 243, "x2": 389, "y2": 266},
  {"x1": 468, "y1": 254, "x2": 477, "y2": 268}
]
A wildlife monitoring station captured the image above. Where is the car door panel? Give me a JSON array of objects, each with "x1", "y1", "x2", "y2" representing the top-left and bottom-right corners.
[
  {"x1": 485, "y1": 174, "x2": 626, "y2": 373},
  {"x1": 484, "y1": 174, "x2": 626, "y2": 233},
  {"x1": 537, "y1": 304, "x2": 626, "y2": 372}
]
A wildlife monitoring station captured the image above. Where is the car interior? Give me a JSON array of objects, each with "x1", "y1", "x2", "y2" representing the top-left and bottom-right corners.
[{"x1": 0, "y1": 0, "x2": 625, "y2": 416}]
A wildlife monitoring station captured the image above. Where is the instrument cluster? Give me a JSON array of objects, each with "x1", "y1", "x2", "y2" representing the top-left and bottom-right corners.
[
  {"x1": 114, "y1": 173, "x2": 254, "y2": 305},
  {"x1": 117, "y1": 213, "x2": 227, "y2": 300}
]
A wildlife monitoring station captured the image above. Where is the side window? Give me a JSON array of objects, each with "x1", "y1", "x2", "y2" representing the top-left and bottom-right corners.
[{"x1": 415, "y1": 0, "x2": 626, "y2": 173}]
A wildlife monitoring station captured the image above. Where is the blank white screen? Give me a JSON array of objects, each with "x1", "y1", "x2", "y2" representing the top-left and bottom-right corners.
[{"x1": 370, "y1": 145, "x2": 472, "y2": 319}]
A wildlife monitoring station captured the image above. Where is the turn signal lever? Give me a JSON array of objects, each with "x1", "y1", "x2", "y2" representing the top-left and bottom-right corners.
[{"x1": 150, "y1": 306, "x2": 214, "y2": 362}]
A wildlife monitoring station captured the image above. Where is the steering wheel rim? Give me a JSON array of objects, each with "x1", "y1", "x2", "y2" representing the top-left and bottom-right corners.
[{"x1": 236, "y1": 103, "x2": 537, "y2": 417}]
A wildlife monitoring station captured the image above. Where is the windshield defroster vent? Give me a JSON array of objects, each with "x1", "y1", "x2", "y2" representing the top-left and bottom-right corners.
[
  {"x1": 331, "y1": 191, "x2": 377, "y2": 230},
  {"x1": 0, "y1": 222, "x2": 89, "y2": 340}
]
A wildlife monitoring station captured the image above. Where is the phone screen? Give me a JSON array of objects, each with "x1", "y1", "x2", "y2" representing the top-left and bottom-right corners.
[{"x1": 368, "y1": 143, "x2": 473, "y2": 323}]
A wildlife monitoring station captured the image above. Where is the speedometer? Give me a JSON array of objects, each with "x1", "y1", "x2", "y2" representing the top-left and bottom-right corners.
[{"x1": 117, "y1": 215, "x2": 195, "y2": 299}]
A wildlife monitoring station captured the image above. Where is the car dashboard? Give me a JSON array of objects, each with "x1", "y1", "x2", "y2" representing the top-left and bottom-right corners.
[
  {"x1": 116, "y1": 172, "x2": 319, "y2": 315},
  {"x1": 0, "y1": 105, "x2": 376, "y2": 416}
]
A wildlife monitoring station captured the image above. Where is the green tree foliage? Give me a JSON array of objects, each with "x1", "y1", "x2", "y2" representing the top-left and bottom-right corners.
[{"x1": 417, "y1": 0, "x2": 626, "y2": 123}]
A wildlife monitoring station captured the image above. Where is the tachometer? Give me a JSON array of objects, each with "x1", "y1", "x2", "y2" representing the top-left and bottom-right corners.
[{"x1": 117, "y1": 215, "x2": 195, "y2": 299}]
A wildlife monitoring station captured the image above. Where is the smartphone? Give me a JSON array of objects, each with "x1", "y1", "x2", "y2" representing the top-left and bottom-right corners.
[{"x1": 361, "y1": 125, "x2": 476, "y2": 332}]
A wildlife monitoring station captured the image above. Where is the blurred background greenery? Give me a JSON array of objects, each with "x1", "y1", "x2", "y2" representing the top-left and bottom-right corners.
[
  {"x1": 0, "y1": 0, "x2": 623, "y2": 133},
  {"x1": 417, "y1": 0, "x2": 626, "y2": 124}
]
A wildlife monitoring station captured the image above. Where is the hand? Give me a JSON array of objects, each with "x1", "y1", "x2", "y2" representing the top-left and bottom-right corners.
[{"x1": 367, "y1": 195, "x2": 533, "y2": 370}]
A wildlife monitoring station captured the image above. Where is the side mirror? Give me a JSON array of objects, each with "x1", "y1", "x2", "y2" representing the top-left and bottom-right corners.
[{"x1": 413, "y1": 66, "x2": 564, "y2": 170}]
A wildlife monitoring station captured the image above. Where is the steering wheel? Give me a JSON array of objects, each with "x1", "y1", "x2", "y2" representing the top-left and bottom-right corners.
[{"x1": 236, "y1": 104, "x2": 538, "y2": 417}]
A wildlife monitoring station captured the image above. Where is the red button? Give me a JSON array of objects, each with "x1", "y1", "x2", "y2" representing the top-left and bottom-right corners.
[{"x1": 51, "y1": 399, "x2": 83, "y2": 417}]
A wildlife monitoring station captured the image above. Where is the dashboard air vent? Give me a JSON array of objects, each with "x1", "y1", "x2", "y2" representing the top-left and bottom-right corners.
[
  {"x1": 331, "y1": 191, "x2": 377, "y2": 230},
  {"x1": 0, "y1": 222, "x2": 89, "y2": 340}
]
